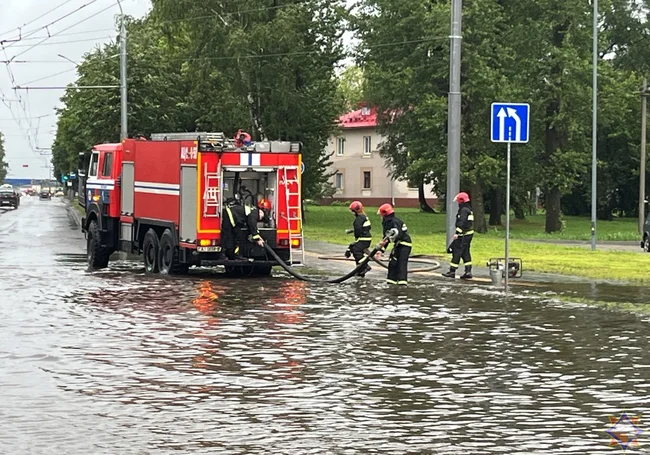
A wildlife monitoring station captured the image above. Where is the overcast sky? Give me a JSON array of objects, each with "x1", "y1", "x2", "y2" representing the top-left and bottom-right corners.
[
  {"x1": 0, "y1": 0, "x2": 151, "y2": 179},
  {"x1": 1, "y1": 0, "x2": 356, "y2": 180}
]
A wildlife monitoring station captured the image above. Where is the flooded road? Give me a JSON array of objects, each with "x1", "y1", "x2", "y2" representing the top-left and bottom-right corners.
[{"x1": 1, "y1": 198, "x2": 650, "y2": 454}]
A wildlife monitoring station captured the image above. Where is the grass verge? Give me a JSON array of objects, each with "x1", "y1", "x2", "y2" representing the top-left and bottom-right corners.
[{"x1": 303, "y1": 206, "x2": 650, "y2": 283}]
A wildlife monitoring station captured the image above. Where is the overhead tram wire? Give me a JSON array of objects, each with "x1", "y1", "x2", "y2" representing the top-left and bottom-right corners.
[
  {"x1": 3, "y1": 28, "x2": 114, "y2": 43},
  {"x1": 2, "y1": 1, "x2": 121, "y2": 150},
  {"x1": 0, "y1": 0, "x2": 104, "y2": 47},
  {"x1": 10, "y1": 2, "x2": 121, "y2": 60},
  {"x1": 0, "y1": 0, "x2": 77, "y2": 40},
  {"x1": 0, "y1": 1, "x2": 109, "y2": 149},
  {"x1": 7, "y1": 35, "x2": 118, "y2": 49}
]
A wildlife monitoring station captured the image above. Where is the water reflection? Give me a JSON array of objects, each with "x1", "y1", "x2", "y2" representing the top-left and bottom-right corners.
[{"x1": 5, "y1": 264, "x2": 650, "y2": 454}]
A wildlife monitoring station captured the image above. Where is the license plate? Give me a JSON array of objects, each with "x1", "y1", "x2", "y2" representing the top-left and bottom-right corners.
[{"x1": 197, "y1": 246, "x2": 221, "y2": 252}]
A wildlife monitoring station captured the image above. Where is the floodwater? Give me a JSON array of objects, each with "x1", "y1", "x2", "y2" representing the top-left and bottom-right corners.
[{"x1": 1, "y1": 198, "x2": 650, "y2": 454}]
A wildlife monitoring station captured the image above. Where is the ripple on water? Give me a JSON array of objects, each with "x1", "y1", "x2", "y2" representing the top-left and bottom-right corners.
[{"x1": 0, "y1": 262, "x2": 649, "y2": 454}]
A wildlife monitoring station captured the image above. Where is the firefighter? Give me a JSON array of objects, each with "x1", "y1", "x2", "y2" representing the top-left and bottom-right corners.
[
  {"x1": 234, "y1": 130, "x2": 252, "y2": 148},
  {"x1": 258, "y1": 198, "x2": 274, "y2": 228},
  {"x1": 376, "y1": 203, "x2": 412, "y2": 285},
  {"x1": 442, "y1": 192, "x2": 474, "y2": 279},
  {"x1": 222, "y1": 198, "x2": 265, "y2": 260},
  {"x1": 344, "y1": 201, "x2": 372, "y2": 277}
]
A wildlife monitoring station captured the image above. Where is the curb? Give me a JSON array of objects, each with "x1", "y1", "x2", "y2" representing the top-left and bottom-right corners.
[{"x1": 63, "y1": 199, "x2": 82, "y2": 227}]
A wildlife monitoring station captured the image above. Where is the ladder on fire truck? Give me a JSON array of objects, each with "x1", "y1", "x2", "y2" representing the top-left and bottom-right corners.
[
  {"x1": 282, "y1": 166, "x2": 304, "y2": 266},
  {"x1": 203, "y1": 161, "x2": 221, "y2": 217}
]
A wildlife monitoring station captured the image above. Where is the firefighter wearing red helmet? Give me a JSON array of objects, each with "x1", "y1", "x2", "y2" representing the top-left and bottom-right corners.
[
  {"x1": 257, "y1": 198, "x2": 275, "y2": 228},
  {"x1": 222, "y1": 198, "x2": 265, "y2": 260},
  {"x1": 442, "y1": 192, "x2": 474, "y2": 279},
  {"x1": 344, "y1": 201, "x2": 372, "y2": 277},
  {"x1": 376, "y1": 203, "x2": 411, "y2": 285}
]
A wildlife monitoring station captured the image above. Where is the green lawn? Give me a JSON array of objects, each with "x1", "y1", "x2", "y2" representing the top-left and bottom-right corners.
[{"x1": 303, "y1": 205, "x2": 650, "y2": 283}]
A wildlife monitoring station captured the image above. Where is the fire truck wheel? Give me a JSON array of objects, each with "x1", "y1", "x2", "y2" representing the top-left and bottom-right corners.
[
  {"x1": 143, "y1": 229, "x2": 160, "y2": 273},
  {"x1": 87, "y1": 220, "x2": 110, "y2": 269},
  {"x1": 159, "y1": 229, "x2": 188, "y2": 275}
]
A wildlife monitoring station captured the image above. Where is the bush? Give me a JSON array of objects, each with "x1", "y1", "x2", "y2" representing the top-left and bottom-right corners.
[{"x1": 330, "y1": 200, "x2": 351, "y2": 206}]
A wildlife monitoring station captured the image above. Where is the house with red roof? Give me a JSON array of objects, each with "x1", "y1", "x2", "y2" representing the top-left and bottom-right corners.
[{"x1": 324, "y1": 104, "x2": 437, "y2": 207}]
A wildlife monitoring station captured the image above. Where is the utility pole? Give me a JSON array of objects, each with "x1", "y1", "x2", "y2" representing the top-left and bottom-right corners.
[
  {"x1": 591, "y1": 0, "x2": 598, "y2": 251},
  {"x1": 119, "y1": 1, "x2": 128, "y2": 140},
  {"x1": 446, "y1": 0, "x2": 462, "y2": 247},
  {"x1": 641, "y1": 78, "x2": 648, "y2": 234}
]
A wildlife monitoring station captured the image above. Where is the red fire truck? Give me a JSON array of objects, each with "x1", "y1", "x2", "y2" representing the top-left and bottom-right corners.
[{"x1": 81, "y1": 132, "x2": 304, "y2": 276}]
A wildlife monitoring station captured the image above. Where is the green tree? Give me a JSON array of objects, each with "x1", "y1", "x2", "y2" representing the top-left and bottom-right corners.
[
  {"x1": 52, "y1": 17, "x2": 197, "y2": 177},
  {"x1": 336, "y1": 65, "x2": 365, "y2": 112},
  {"x1": 150, "y1": 0, "x2": 346, "y2": 198}
]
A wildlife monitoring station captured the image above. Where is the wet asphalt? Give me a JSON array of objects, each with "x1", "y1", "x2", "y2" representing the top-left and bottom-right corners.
[{"x1": 1, "y1": 197, "x2": 650, "y2": 454}]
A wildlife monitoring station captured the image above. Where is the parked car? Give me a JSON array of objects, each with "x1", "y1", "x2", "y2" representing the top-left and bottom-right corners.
[
  {"x1": 39, "y1": 189, "x2": 52, "y2": 200},
  {"x1": 0, "y1": 187, "x2": 20, "y2": 209},
  {"x1": 642, "y1": 214, "x2": 650, "y2": 252}
]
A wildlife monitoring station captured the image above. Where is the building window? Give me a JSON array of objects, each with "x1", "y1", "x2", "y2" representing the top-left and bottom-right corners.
[
  {"x1": 337, "y1": 137, "x2": 345, "y2": 156},
  {"x1": 335, "y1": 173, "x2": 344, "y2": 189},
  {"x1": 101, "y1": 153, "x2": 113, "y2": 177},
  {"x1": 363, "y1": 136, "x2": 371, "y2": 155},
  {"x1": 89, "y1": 152, "x2": 99, "y2": 177},
  {"x1": 361, "y1": 106, "x2": 370, "y2": 115},
  {"x1": 363, "y1": 171, "x2": 371, "y2": 189}
]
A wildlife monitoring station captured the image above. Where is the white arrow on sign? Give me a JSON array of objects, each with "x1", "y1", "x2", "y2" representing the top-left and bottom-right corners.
[
  {"x1": 497, "y1": 108, "x2": 507, "y2": 141},
  {"x1": 506, "y1": 107, "x2": 521, "y2": 141}
]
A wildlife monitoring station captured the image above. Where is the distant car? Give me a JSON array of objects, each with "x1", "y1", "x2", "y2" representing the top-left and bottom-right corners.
[
  {"x1": 54, "y1": 190, "x2": 65, "y2": 197},
  {"x1": 0, "y1": 187, "x2": 20, "y2": 209},
  {"x1": 642, "y1": 214, "x2": 650, "y2": 253},
  {"x1": 39, "y1": 189, "x2": 52, "y2": 200}
]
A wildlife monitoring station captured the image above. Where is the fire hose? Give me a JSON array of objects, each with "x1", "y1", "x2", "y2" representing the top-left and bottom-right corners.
[{"x1": 263, "y1": 238, "x2": 440, "y2": 284}]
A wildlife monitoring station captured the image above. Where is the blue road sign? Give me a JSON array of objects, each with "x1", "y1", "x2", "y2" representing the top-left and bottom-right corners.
[{"x1": 490, "y1": 103, "x2": 530, "y2": 143}]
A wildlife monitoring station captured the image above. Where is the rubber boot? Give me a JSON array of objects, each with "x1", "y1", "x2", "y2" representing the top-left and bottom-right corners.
[
  {"x1": 358, "y1": 264, "x2": 371, "y2": 278},
  {"x1": 441, "y1": 268, "x2": 456, "y2": 278},
  {"x1": 460, "y1": 266, "x2": 473, "y2": 280}
]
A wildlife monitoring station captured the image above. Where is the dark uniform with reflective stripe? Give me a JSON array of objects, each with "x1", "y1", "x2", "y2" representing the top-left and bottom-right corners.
[
  {"x1": 450, "y1": 202, "x2": 474, "y2": 275},
  {"x1": 349, "y1": 214, "x2": 372, "y2": 273},
  {"x1": 221, "y1": 204, "x2": 262, "y2": 259},
  {"x1": 379, "y1": 213, "x2": 412, "y2": 285}
]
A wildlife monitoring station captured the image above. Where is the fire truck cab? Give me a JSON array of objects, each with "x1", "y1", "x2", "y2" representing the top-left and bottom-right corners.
[{"x1": 81, "y1": 132, "x2": 304, "y2": 276}]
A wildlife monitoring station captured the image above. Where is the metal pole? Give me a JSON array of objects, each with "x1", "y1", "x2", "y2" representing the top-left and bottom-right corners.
[
  {"x1": 446, "y1": 0, "x2": 462, "y2": 247},
  {"x1": 505, "y1": 142, "x2": 511, "y2": 292},
  {"x1": 120, "y1": 15, "x2": 128, "y2": 140},
  {"x1": 640, "y1": 78, "x2": 647, "y2": 234},
  {"x1": 591, "y1": 0, "x2": 598, "y2": 250}
]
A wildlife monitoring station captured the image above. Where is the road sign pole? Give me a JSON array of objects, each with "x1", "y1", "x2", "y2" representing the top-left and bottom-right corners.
[
  {"x1": 505, "y1": 142, "x2": 511, "y2": 292},
  {"x1": 640, "y1": 78, "x2": 647, "y2": 235},
  {"x1": 591, "y1": 0, "x2": 598, "y2": 251}
]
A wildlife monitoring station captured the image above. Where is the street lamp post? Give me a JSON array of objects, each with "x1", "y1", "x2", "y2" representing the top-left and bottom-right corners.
[
  {"x1": 446, "y1": 0, "x2": 462, "y2": 247},
  {"x1": 117, "y1": 0, "x2": 128, "y2": 140}
]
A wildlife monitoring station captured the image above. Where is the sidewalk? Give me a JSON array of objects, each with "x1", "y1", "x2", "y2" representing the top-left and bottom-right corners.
[{"x1": 303, "y1": 239, "x2": 596, "y2": 287}]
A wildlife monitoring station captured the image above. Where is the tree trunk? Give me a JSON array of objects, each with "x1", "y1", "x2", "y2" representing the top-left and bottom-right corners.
[
  {"x1": 418, "y1": 181, "x2": 435, "y2": 213},
  {"x1": 470, "y1": 180, "x2": 487, "y2": 233},
  {"x1": 544, "y1": 186, "x2": 563, "y2": 232},
  {"x1": 489, "y1": 188, "x2": 502, "y2": 226},
  {"x1": 514, "y1": 203, "x2": 526, "y2": 220}
]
